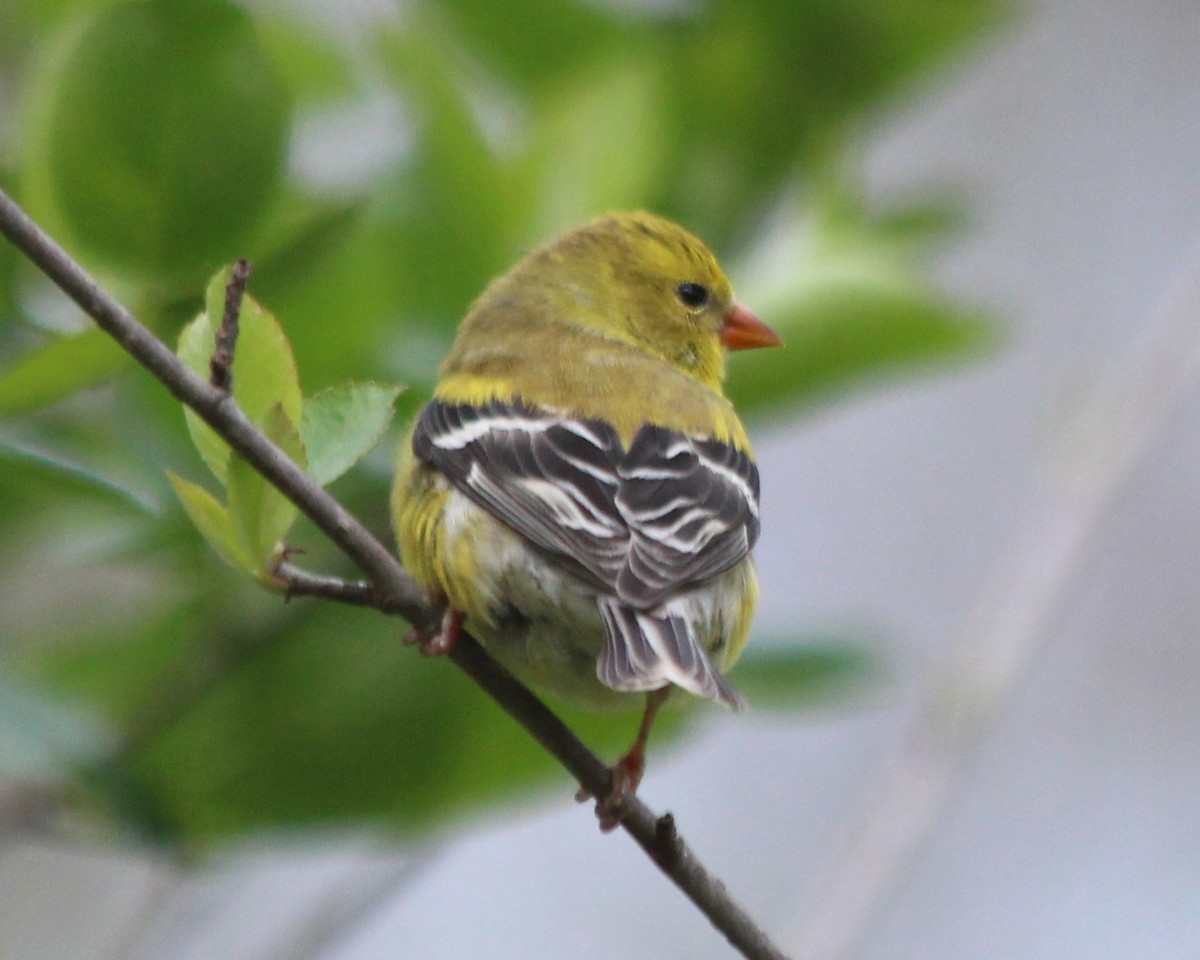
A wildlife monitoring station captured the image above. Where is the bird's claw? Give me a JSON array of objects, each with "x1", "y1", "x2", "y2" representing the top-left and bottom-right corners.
[
  {"x1": 577, "y1": 751, "x2": 645, "y2": 832},
  {"x1": 403, "y1": 607, "x2": 464, "y2": 657}
]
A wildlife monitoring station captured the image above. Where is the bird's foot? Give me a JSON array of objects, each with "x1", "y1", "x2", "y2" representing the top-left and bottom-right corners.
[
  {"x1": 403, "y1": 606, "x2": 464, "y2": 657},
  {"x1": 599, "y1": 750, "x2": 645, "y2": 832},
  {"x1": 576, "y1": 748, "x2": 645, "y2": 832},
  {"x1": 575, "y1": 687, "x2": 669, "y2": 831}
]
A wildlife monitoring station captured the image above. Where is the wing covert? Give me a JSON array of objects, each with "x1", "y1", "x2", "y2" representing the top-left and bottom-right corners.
[
  {"x1": 614, "y1": 426, "x2": 760, "y2": 608},
  {"x1": 413, "y1": 400, "x2": 761, "y2": 610},
  {"x1": 412, "y1": 399, "x2": 627, "y2": 588}
]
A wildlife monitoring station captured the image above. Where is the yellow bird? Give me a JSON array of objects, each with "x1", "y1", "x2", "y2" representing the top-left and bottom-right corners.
[{"x1": 392, "y1": 211, "x2": 781, "y2": 823}]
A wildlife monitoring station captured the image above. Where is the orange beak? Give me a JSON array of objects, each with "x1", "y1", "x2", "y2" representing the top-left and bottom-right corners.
[{"x1": 720, "y1": 304, "x2": 783, "y2": 351}]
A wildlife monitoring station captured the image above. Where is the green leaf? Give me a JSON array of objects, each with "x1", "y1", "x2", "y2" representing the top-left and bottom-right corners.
[
  {"x1": 177, "y1": 267, "x2": 303, "y2": 485},
  {"x1": 658, "y1": 0, "x2": 1004, "y2": 237},
  {"x1": 257, "y1": 14, "x2": 359, "y2": 103},
  {"x1": 247, "y1": 211, "x2": 410, "y2": 388},
  {"x1": 114, "y1": 601, "x2": 695, "y2": 844},
  {"x1": 0, "y1": 431, "x2": 159, "y2": 514},
  {"x1": 731, "y1": 640, "x2": 876, "y2": 712},
  {"x1": 122, "y1": 607, "x2": 456, "y2": 841},
  {"x1": 377, "y1": 17, "x2": 525, "y2": 326},
  {"x1": 300, "y1": 382, "x2": 402, "y2": 487},
  {"x1": 27, "y1": 608, "x2": 866, "y2": 845},
  {"x1": 23, "y1": 595, "x2": 215, "y2": 732},
  {"x1": 0, "y1": 674, "x2": 112, "y2": 780},
  {"x1": 248, "y1": 201, "x2": 368, "y2": 307},
  {"x1": 166, "y1": 471, "x2": 256, "y2": 573},
  {"x1": 434, "y1": 0, "x2": 624, "y2": 91},
  {"x1": 0, "y1": 328, "x2": 129, "y2": 416},
  {"x1": 226, "y1": 404, "x2": 305, "y2": 573},
  {"x1": 23, "y1": 0, "x2": 292, "y2": 281}
]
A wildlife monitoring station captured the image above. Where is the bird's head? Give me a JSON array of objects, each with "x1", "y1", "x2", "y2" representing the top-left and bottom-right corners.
[{"x1": 537, "y1": 211, "x2": 782, "y2": 390}]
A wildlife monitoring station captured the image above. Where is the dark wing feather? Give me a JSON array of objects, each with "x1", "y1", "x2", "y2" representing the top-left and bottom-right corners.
[
  {"x1": 413, "y1": 399, "x2": 627, "y2": 589},
  {"x1": 614, "y1": 427, "x2": 760, "y2": 608}
]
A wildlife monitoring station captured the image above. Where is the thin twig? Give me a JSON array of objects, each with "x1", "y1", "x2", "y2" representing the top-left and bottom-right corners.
[
  {"x1": 210, "y1": 258, "x2": 250, "y2": 390},
  {"x1": 0, "y1": 187, "x2": 790, "y2": 960},
  {"x1": 272, "y1": 560, "x2": 386, "y2": 609},
  {"x1": 787, "y1": 236, "x2": 1200, "y2": 960}
]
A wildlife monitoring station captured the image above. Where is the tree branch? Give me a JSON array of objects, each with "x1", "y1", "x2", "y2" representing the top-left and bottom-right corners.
[
  {"x1": 0, "y1": 188, "x2": 791, "y2": 960},
  {"x1": 271, "y1": 560, "x2": 392, "y2": 610}
]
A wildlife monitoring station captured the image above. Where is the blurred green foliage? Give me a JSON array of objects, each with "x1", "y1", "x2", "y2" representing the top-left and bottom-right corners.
[
  {"x1": 0, "y1": 0, "x2": 1002, "y2": 848},
  {"x1": 24, "y1": 0, "x2": 291, "y2": 280}
]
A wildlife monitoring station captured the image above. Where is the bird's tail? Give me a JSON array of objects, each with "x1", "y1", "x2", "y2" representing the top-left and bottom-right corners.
[{"x1": 596, "y1": 597, "x2": 745, "y2": 710}]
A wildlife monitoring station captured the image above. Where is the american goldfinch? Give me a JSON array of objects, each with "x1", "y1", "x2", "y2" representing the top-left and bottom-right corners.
[{"x1": 392, "y1": 211, "x2": 780, "y2": 821}]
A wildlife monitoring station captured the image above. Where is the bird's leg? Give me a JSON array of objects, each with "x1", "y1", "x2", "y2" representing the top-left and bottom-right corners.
[
  {"x1": 591, "y1": 686, "x2": 672, "y2": 832},
  {"x1": 402, "y1": 597, "x2": 464, "y2": 657}
]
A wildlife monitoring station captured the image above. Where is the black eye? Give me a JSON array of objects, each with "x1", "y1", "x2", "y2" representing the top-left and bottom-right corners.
[{"x1": 676, "y1": 282, "x2": 710, "y2": 309}]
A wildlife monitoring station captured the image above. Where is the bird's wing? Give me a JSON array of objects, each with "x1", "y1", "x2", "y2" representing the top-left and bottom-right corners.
[
  {"x1": 412, "y1": 398, "x2": 628, "y2": 589},
  {"x1": 613, "y1": 425, "x2": 760, "y2": 608},
  {"x1": 413, "y1": 399, "x2": 759, "y2": 708}
]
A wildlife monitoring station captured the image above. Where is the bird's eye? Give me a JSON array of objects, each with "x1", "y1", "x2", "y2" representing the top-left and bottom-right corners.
[{"x1": 676, "y1": 282, "x2": 710, "y2": 309}]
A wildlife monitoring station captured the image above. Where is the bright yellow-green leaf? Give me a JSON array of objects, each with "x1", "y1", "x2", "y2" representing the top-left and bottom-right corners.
[
  {"x1": 166, "y1": 471, "x2": 256, "y2": 573},
  {"x1": 177, "y1": 267, "x2": 303, "y2": 485},
  {"x1": 176, "y1": 310, "x2": 225, "y2": 482},
  {"x1": 300, "y1": 382, "x2": 402, "y2": 486},
  {"x1": 226, "y1": 404, "x2": 305, "y2": 574}
]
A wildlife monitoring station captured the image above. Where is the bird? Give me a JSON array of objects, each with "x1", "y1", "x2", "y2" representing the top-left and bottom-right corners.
[{"x1": 391, "y1": 211, "x2": 781, "y2": 827}]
